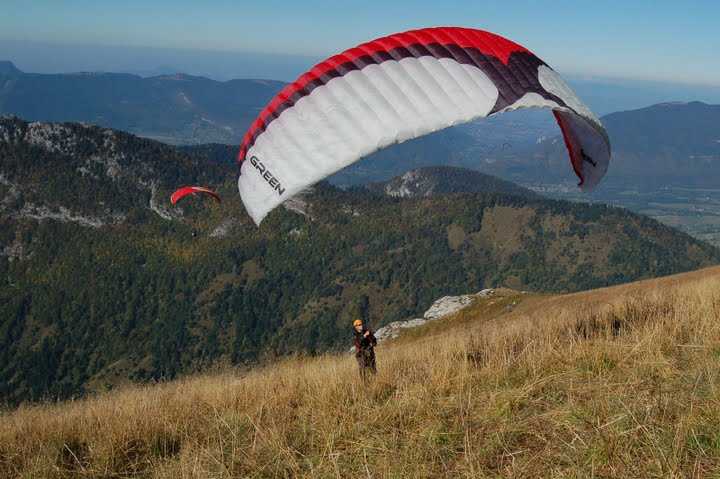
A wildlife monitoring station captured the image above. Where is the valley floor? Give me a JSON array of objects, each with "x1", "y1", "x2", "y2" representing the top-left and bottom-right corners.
[
  {"x1": 2, "y1": 267, "x2": 720, "y2": 478},
  {"x1": 530, "y1": 182, "x2": 720, "y2": 248}
]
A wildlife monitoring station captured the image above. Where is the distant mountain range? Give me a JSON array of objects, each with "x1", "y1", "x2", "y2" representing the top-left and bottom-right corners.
[
  {"x1": 2, "y1": 61, "x2": 719, "y2": 189},
  {"x1": 338, "y1": 101, "x2": 720, "y2": 189},
  {"x1": 2, "y1": 118, "x2": 718, "y2": 403},
  {"x1": 176, "y1": 100, "x2": 720, "y2": 191},
  {"x1": 532, "y1": 101, "x2": 720, "y2": 188},
  {"x1": 0, "y1": 62, "x2": 283, "y2": 144}
]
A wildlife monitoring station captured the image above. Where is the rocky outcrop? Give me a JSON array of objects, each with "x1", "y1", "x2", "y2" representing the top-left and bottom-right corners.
[
  {"x1": 14, "y1": 203, "x2": 125, "y2": 228},
  {"x1": 383, "y1": 170, "x2": 431, "y2": 198},
  {"x1": 283, "y1": 187, "x2": 314, "y2": 218},
  {"x1": 0, "y1": 118, "x2": 196, "y2": 224},
  {"x1": 0, "y1": 173, "x2": 20, "y2": 209},
  {"x1": 1, "y1": 238, "x2": 29, "y2": 261},
  {"x1": 424, "y1": 293, "x2": 479, "y2": 320},
  {"x1": 24, "y1": 122, "x2": 78, "y2": 155},
  {"x1": 376, "y1": 166, "x2": 538, "y2": 199},
  {"x1": 210, "y1": 218, "x2": 239, "y2": 238},
  {"x1": 374, "y1": 289, "x2": 495, "y2": 342},
  {"x1": 373, "y1": 318, "x2": 431, "y2": 342},
  {"x1": 147, "y1": 181, "x2": 174, "y2": 221}
]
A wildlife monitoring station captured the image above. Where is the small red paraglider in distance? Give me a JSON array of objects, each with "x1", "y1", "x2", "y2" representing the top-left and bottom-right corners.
[{"x1": 170, "y1": 186, "x2": 221, "y2": 205}]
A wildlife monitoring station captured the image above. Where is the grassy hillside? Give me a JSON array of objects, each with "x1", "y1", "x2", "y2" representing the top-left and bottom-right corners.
[{"x1": 2, "y1": 266, "x2": 719, "y2": 477}]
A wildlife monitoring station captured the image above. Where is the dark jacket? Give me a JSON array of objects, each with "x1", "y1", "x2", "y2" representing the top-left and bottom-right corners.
[{"x1": 354, "y1": 327, "x2": 377, "y2": 357}]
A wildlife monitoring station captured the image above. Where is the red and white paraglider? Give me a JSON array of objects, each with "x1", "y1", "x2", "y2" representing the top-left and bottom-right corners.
[{"x1": 236, "y1": 26, "x2": 611, "y2": 225}]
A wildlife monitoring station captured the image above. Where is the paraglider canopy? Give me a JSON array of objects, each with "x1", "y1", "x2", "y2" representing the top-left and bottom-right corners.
[
  {"x1": 170, "y1": 186, "x2": 221, "y2": 205},
  {"x1": 237, "y1": 26, "x2": 611, "y2": 225}
]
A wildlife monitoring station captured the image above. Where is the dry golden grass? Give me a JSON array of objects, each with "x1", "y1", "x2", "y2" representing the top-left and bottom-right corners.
[{"x1": 2, "y1": 266, "x2": 720, "y2": 478}]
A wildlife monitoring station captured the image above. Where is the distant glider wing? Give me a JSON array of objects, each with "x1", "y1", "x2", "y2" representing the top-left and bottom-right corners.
[{"x1": 170, "y1": 186, "x2": 221, "y2": 205}]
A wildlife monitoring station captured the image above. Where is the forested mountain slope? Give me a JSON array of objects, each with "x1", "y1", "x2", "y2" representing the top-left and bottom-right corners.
[{"x1": 1, "y1": 117, "x2": 718, "y2": 404}]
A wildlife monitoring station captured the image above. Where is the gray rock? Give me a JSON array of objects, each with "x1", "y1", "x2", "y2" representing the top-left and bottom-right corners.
[
  {"x1": 372, "y1": 289, "x2": 496, "y2": 344},
  {"x1": 210, "y1": 218, "x2": 238, "y2": 238},
  {"x1": 283, "y1": 187, "x2": 314, "y2": 218},
  {"x1": 423, "y1": 295, "x2": 474, "y2": 321},
  {"x1": 374, "y1": 318, "x2": 428, "y2": 342}
]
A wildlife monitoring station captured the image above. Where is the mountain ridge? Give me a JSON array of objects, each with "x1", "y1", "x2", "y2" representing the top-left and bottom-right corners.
[
  {"x1": 2, "y1": 64, "x2": 719, "y2": 188},
  {"x1": 0, "y1": 68, "x2": 284, "y2": 144},
  {"x1": 531, "y1": 101, "x2": 720, "y2": 187},
  {"x1": 369, "y1": 166, "x2": 539, "y2": 199},
  {"x1": 0, "y1": 61, "x2": 22, "y2": 75}
]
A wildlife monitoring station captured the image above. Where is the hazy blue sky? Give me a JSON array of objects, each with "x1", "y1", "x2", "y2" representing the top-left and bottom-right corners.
[{"x1": 1, "y1": 0, "x2": 719, "y2": 85}]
